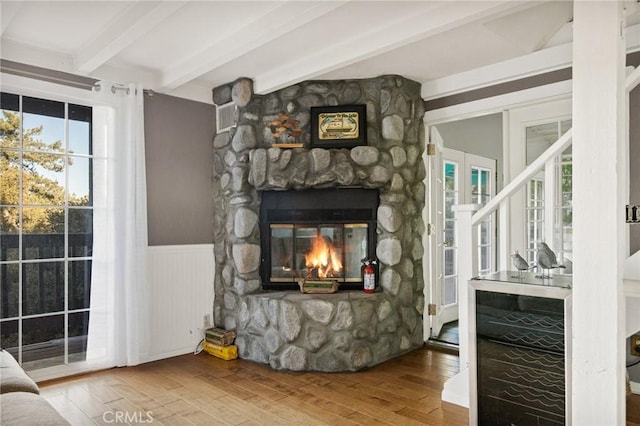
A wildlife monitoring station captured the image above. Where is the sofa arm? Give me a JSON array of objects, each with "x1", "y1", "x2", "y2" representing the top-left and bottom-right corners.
[
  {"x1": 0, "y1": 392, "x2": 70, "y2": 425},
  {"x1": 0, "y1": 350, "x2": 39, "y2": 394}
]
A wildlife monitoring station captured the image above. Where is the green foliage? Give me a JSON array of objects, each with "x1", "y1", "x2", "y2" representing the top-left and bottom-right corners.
[{"x1": 0, "y1": 111, "x2": 86, "y2": 233}]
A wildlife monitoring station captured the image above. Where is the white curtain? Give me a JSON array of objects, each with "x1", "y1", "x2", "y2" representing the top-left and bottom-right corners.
[{"x1": 87, "y1": 81, "x2": 150, "y2": 367}]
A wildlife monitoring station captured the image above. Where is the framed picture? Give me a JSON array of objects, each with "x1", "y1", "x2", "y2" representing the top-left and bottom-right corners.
[{"x1": 310, "y1": 104, "x2": 367, "y2": 149}]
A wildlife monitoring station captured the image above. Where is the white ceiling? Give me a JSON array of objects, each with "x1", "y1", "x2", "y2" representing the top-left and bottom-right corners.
[{"x1": 1, "y1": 1, "x2": 639, "y2": 104}]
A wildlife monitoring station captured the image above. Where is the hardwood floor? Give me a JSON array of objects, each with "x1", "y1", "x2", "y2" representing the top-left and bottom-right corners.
[
  {"x1": 38, "y1": 346, "x2": 468, "y2": 425},
  {"x1": 629, "y1": 393, "x2": 640, "y2": 426}
]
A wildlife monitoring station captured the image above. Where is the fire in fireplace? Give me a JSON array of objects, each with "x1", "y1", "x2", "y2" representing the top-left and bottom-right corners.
[
  {"x1": 260, "y1": 188, "x2": 378, "y2": 290},
  {"x1": 305, "y1": 232, "x2": 343, "y2": 279}
]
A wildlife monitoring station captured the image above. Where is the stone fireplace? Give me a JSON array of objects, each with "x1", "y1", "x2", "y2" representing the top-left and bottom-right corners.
[{"x1": 211, "y1": 75, "x2": 426, "y2": 371}]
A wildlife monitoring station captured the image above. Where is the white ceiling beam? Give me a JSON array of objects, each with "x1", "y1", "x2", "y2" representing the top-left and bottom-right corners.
[
  {"x1": 421, "y1": 42, "x2": 573, "y2": 100},
  {"x1": 1, "y1": 38, "x2": 76, "y2": 75},
  {"x1": 165, "y1": 81, "x2": 215, "y2": 105},
  {"x1": 158, "y1": 1, "x2": 348, "y2": 91},
  {"x1": 252, "y1": 1, "x2": 528, "y2": 94},
  {"x1": 421, "y1": 22, "x2": 640, "y2": 100},
  {"x1": 74, "y1": 2, "x2": 186, "y2": 74},
  {"x1": 89, "y1": 62, "x2": 161, "y2": 90}
]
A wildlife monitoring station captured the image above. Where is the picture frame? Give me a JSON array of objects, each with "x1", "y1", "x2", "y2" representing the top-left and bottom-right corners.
[{"x1": 310, "y1": 104, "x2": 367, "y2": 149}]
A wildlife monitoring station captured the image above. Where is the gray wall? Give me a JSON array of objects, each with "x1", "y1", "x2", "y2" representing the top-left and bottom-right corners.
[
  {"x1": 435, "y1": 113, "x2": 504, "y2": 191},
  {"x1": 144, "y1": 93, "x2": 215, "y2": 245}
]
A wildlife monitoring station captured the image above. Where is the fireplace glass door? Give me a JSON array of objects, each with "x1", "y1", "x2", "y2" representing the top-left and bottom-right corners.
[
  {"x1": 260, "y1": 188, "x2": 378, "y2": 290},
  {"x1": 269, "y1": 223, "x2": 368, "y2": 283}
]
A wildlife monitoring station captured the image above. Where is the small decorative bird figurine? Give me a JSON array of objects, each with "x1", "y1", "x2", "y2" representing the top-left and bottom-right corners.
[
  {"x1": 511, "y1": 250, "x2": 531, "y2": 278},
  {"x1": 536, "y1": 241, "x2": 565, "y2": 279}
]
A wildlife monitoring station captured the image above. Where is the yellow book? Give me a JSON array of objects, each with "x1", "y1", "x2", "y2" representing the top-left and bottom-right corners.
[
  {"x1": 203, "y1": 342, "x2": 238, "y2": 360},
  {"x1": 205, "y1": 327, "x2": 236, "y2": 346}
]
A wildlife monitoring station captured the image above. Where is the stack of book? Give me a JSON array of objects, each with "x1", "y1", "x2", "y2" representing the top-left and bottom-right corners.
[{"x1": 203, "y1": 327, "x2": 238, "y2": 360}]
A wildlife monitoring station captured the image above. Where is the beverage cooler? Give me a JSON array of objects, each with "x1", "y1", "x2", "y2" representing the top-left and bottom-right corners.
[{"x1": 469, "y1": 271, "x2": 572, "y2": 425}]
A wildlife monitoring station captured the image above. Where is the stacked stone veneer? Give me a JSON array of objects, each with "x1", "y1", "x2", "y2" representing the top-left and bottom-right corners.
[{"x1": 212, "y1": 75, "x2": 426, "y2": 371}]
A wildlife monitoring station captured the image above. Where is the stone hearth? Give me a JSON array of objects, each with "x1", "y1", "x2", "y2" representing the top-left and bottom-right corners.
[{"x1": 211, "y1": 75, "x2": 425, "y2": 371}]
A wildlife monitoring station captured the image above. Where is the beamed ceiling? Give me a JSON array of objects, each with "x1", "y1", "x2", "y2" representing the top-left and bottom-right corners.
[{"x1": 1, "y1": 1, "x2": 639, "y2": 104}]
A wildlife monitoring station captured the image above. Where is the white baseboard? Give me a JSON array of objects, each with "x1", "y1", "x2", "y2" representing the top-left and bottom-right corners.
[{"x1": 142, "y1": 346, "x2": 200, "y2": 364}]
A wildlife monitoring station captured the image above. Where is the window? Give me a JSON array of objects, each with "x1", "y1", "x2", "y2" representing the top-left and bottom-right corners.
[
  {"x1": 0, "y1": 92, "x2": 93, "y2": 370},
  {"x1": 555, "y1": 120, "x2": 572, "y2": 269},
  {"x1": 526, "y1": 178, "x2": 544, "y2": 264},
  {"x1": 443, "y1": 160, "x2": 459, "y2": 307},
  {"x1": 525, "y1": 119, "x2": 572, "y2": 269}
]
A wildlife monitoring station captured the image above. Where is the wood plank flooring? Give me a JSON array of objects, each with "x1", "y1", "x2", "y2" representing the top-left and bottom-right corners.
[
  {"x1": 629, "y1": 393, "x2": 640, "y2": 426},
  {"x1": 39, "y1": 346, "x2": 468, "y2": 425}
]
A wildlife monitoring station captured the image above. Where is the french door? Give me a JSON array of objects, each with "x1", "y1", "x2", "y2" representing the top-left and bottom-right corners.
[{"x1": 427, "y1": 131, "x2": 496, "y2": 339}]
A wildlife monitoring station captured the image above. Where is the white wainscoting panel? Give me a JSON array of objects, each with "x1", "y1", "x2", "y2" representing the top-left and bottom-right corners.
[{"x1": 146, "y1": 244, "x2": 215, "y2": 362}]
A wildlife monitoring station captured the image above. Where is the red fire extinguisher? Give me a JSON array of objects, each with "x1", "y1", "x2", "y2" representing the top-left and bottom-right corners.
[{"x1": 362, "y1": 259, "x2": 377, "y2": 294}]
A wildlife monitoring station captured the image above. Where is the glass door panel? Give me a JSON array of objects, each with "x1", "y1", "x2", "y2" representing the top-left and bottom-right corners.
[
  {"x1": 270, "y1": 223, "x2": 367, "y2": 282},
  {"x1": 314, "y1": 225, "x2": 344, "y2": 280},
  {"x1": 471, "y1": 166, "x2": 493, "y2": 275},
  {"x1": 344, "y1": 224, "x2": 368, "y2": 281},
  {"x1": 443, "y1": 160, "x2": 459, "y2": 308},
  {"x1": 295, "y1": 226, "x2": 317, "y2": 278},
  {"x1": 270, "y1": 225, "x2": 294, "y2": 280}
]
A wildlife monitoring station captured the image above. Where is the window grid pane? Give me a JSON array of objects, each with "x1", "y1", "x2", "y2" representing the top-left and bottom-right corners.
[
  {"x1": 526, "y1": 178, "x2": 544, "y2": 264},
  {"x1": 525, "y1": 119, "x2": 573, "y2": 272},
  {"x1": 556, "y1": 152, "x2": 572, "y2": 270}
]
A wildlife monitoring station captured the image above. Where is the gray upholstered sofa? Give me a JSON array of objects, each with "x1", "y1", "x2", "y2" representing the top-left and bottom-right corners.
[{"x1": 0, "y1": 350, "x2": 69, "y2": 425}]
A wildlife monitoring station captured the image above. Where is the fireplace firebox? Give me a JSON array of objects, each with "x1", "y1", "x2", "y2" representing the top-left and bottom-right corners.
[{"x1": 260, "y1": 188, "x2": 378, "y2": 290}]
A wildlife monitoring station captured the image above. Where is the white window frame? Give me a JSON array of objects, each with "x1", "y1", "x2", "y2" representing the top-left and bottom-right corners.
[{"x1": 0, "y1": 73, "x2": 106, "y2": 379}]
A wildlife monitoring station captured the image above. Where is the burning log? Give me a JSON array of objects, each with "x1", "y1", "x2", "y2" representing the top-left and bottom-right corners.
[{"x1": 304, "y1": 235, "x2": 342, "y2": 279}]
